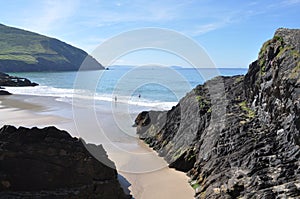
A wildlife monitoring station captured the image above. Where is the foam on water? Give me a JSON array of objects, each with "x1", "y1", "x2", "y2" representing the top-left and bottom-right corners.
[
  {"x1": 5, "y1": 68, "x2": 247, "y2": 112},
  {"x1": 4, "y1": 85, "x2": 177, "y2": 111}
]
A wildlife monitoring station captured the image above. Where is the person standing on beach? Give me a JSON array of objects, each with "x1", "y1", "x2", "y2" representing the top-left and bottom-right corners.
[{"x1": 115, "y1": 96, "x2": 117, "y2": 102}]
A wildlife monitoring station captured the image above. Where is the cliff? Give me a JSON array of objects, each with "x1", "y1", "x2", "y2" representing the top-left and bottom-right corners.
[
  {"x1": 0, "y1": 24, "x2": 104, "y2": 72},
  {"x1": 0, "y1": 125, "x2": 130, "y2": 198},
  {"x1": 135, "y1": 28, "x2": 300, "y2": 198}
]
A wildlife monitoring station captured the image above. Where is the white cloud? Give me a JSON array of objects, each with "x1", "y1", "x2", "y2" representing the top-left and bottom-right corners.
[
  {"x1": 190, "y1": 23, "x2": 225, "y2": 36},
  {"x1": 267, "y1": 0, "x2": 300, "y2": 9},
  {"x1": 77, "y1": 0, "x2": 193, "y2": 27},
  {"x1": 115, "y1": 2, "x2": 122, "y2": 7},
  {"x1": 23, "y1": 0, "x2": 80, "y2": 34},
  {"x1": 282, "y1": 0, "x2": 300, "y2": 5},
  {"x1": 75, "y1": 0, "x2": 236, "y2": 37},
  {"x1": 186, "y1": 13, "x2": 236, "y2": 36}
]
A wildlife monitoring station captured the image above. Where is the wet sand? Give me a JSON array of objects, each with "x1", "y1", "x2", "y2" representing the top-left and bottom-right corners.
[{"x1": 0, "y1": 94, "x2": 194, "y2": 199}]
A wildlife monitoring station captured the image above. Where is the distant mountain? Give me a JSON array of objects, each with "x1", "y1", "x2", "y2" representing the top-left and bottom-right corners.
[
  {"x1": 0, "y1": 24, "x2": 104, "y2": 72},
  {"x1": 170, "y1": 65, "x2": 184, "y2": 69}
]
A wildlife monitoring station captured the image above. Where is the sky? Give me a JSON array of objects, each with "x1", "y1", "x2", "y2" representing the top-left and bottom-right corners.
[{"x1": 0, "y1": 0, "x2": 299, "y2": 68}]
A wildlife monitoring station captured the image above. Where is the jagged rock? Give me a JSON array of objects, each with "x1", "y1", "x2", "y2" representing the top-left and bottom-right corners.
[
  {"x1": 133, "y1": 111, "x2": 152, "y2": 127},
  {"x1": 0, "y1": 125, "x2": 130, "y2": 199},
  {"x1": 135, "y1": 28, "x2": 300, "y2": 198},
  {"x1": 0, "y1": 72, "x2": 38, "y2": 87}
]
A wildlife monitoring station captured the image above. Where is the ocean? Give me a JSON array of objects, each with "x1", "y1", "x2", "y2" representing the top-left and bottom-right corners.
[
  {"x1": 4, "y1": 66, "x2": 248, "y2": 174},
  {"x1": 6, "y1": 66, "x2": 247, "y2": 112}
]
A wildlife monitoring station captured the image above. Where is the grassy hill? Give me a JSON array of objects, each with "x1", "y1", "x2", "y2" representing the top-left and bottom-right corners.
[{"x1": 0, "y1": 24, "x2": 103, "y2": 72}]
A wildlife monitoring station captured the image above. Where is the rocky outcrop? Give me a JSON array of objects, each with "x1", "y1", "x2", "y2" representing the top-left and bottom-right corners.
[
  {"x1": 0, "y1": 72, "x2": 37, "y2": 95},
  {"x1": 0, "y1": 125, "x2": 130, "y2": 199},
  {"x1": 135, "y1": 28, "x2": 300, "y2": 198},
  {"x1": 0, "y1": 72, "x2": 38, "y2": 87},
  {"x1": 0, "y1": 90, "x2": 11, "y2": 95}
]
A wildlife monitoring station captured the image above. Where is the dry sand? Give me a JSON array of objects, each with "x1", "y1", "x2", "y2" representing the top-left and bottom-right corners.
[
  {"x1": 0, "y1": 94, "x2": 195, "y2": 199},
  {"x1": 0, "y1": 95, "x2": 70, "y2": 127}
]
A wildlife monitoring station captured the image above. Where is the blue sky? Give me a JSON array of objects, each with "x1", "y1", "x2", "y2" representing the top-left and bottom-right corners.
[{"x1": 0, "y1": 0, "x2": 299, "y2": 68}]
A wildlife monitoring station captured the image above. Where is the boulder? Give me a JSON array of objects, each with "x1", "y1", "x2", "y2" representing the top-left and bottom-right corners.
[{"x1": 0, "y1": 125, "x2": 130, "y2": 199}]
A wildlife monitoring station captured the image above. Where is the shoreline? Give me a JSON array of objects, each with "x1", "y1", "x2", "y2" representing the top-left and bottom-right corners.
[{"x1": 0, "y1": 94, "x2": 194, "y2": 199}]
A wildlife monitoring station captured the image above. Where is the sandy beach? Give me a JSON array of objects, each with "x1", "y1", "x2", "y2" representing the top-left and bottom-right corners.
[{"x1": 0, "y1": 94, "x2": 194, "y2": 199}]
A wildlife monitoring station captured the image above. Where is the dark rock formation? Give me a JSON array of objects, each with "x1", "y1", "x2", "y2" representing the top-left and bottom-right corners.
[
  {"x1": 0, "y1": 72, "x2": 37, "y2": 95},
  {"x1": 0, "y1": 72, "x2": 38, "y2": 87},
  {"x1": 135, "y1": 28, "x2": 300, "y2": 198},
  {"x1": 0, "y1": 90, "x2": 11, "y2": 95},
  {"x1": 0, "y1": 23, "x2": 104, "y2": 72},
  {"x1": 0, "y1": 125, "x2": 130, "y2": 199}
]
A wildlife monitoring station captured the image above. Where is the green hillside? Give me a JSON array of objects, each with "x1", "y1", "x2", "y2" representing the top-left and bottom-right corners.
[{"x1": 0, "y1": 24, "x2": 103, "y2": 72}]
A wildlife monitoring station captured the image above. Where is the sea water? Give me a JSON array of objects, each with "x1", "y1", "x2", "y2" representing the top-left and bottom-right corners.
[{"x1": 6, "y1": 66, "x2": 247, "y2": 112}]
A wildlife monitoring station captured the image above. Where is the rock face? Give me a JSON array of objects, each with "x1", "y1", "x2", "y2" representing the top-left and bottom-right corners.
[
  {"x1": 0, "y1": 125, "x2": 130, "y2": 199},
  {"x1": 0, "y1": 24, "x2": 104, "y2": 72},
  {"x1": 135, "y1": 28, "x2": 300, "y2": 198}
]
